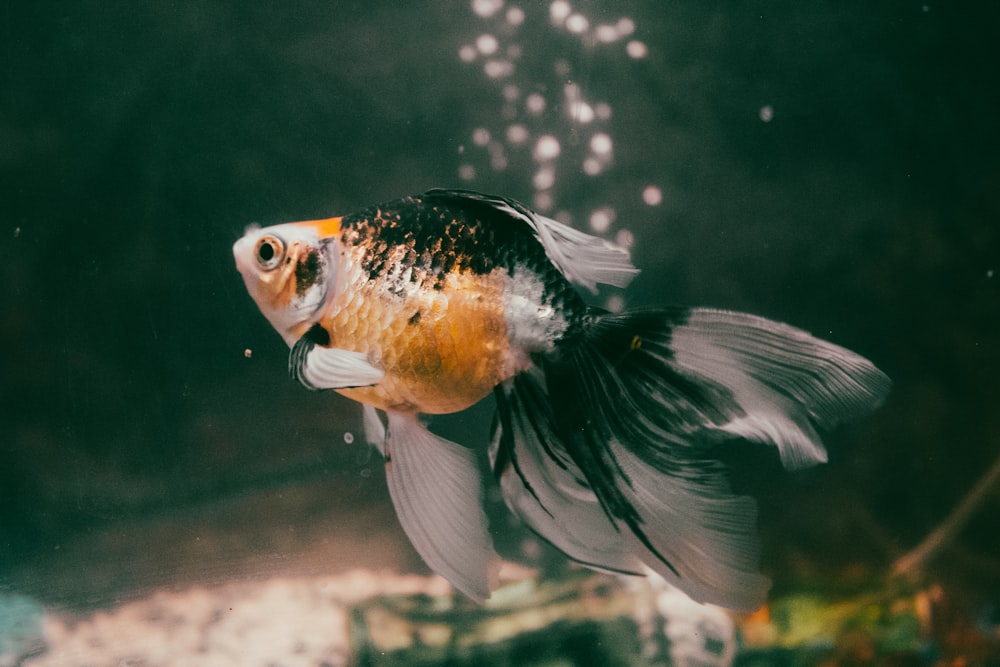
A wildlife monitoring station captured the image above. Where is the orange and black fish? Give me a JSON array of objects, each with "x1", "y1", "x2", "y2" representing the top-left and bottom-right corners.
[{"x1": 233, "y1": 189, "x2": 889, "y2": 610}]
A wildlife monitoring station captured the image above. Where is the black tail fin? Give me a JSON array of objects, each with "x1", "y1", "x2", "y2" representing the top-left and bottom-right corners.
[{"x1": 490, "y1": 307, "x2": 890, "y2": 610}]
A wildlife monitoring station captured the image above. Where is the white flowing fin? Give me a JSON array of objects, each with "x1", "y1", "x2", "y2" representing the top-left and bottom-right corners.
[
  {"x1": 363, "y1": 404, "x2": 386, "y2": 456},
  {"x1": 528, "y1": 212, "x2": 639, "y2": 293},
  {"x1": 422, "y1": 189, "x2": 639, "y2": 293},
  {"x1": 669, "y1": 308, "x2": 892, "y2": 469},
  {"x1": 533, "y1": 307, "x2": 889, "y2": 610},
  {"x1": 384, "y1": 412, "x2": 497, "y2": 601},
  {"x1": 289, "y1": 326, "x2": 384, "y2": 390},
  {"x1": 490, "y1": 372, "x2": 640, "y2": 575},
  {"x1": 610, "y1": 439, "x2": 770, "y2": 611}
]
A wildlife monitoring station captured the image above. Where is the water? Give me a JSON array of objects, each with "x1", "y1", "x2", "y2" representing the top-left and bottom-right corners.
[{"x1": 2, "y1": 1, "x2": 998, "y2": 664}]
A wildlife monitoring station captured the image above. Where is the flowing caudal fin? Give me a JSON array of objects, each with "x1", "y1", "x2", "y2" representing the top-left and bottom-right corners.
[
  {"x1": 383, "y1": 411, "x2": 497, "y2": 601},
  {"x1": 490, "y1": 368, "x2": 641, "y2": 576},
  {"x1": 495, "y1": 307, "x2": 889, "y2": 610},
  {"x1": 668, "y1": 308, "x2": 891, "y2": 468}
]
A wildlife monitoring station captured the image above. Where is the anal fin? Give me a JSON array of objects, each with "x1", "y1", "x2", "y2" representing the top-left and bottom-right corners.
[{"x1": 384, "y1": 412, "x2": 497, "y2": 601}]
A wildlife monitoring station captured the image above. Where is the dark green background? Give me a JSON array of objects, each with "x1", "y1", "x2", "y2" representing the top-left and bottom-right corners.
[{"x1": 2, "y1": 1, "x2": 998, "y2": 606}]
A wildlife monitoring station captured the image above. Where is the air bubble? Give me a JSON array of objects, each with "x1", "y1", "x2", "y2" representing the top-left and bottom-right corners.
[
  {"x1": 590, "y1": 132, "x2": 612, "y2": 156},
  {"x1": 344, "y1": 432, "x2": 355, "y2": 444},
  {"x1": 626, "y1": 40, "x2": 648, "y2": 59},
  {"x1": 759, "y1": 105, "x2": 774, "y2": 122},
  {"x1": 642, "y1": 185, "x2": 663, "y2": 206},
  {"x1": 483, "y1": 59, "x2": 514, "y2": 79},
  {"x1": 458, "y1": 44, "x2": 478, "y2": 62},
  {"x1": 549, "y1": 0, "x2": 571, "y2": 25},
  {"x1": 533, "y1": 135, "x2": 561, "y2": 161},
  {"x1": 506, "y1": 124, "x2": 529, "y2": 145},
  {"x1": 569, "y1": 101, "x2": 594, "y2": 123},
  {"x1": 589, "y1": 207, "x2": 616, "y2": 233},
  {"x1": 472, "y1": 127, "x2": 491, "y2": 146},
  {"x1": 533, "y1": 191, "x2": 554, "y2": 211},
  {"x1": 615, "y1": 228, "x2": 635, "y2": 248},
  {"x1": 458, "y1": 164, "x2": 476, "y2": 181},
  {"x1": 582, "y1": 156, "x2": 602, "y2": 175},
  {"x1": 525, "y1": 93, "x2": 546, "y2": 115},
  {"x1": 533, "y1": 166, "x2": 556, "y2": 190},
  {"x1": 476, "y1": 34, "x2": 499, "y2": 56},
  {"x1": 605, "y1": 294, "x2": 625, "y2": 313},
  {"x1": 472, "y1": 0, "x2": 504, "y2": 19},
  {"x1": 565, "y1": 13, "x2": 589, "y2": 33},
  {"x1": 595, "y1": 24, "x2": 619, "y2": 43},
  {"x1": 489, "y1": 142, "x2": 508, "y2": 170}
]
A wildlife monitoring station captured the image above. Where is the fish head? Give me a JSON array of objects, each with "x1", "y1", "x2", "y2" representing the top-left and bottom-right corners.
[{"x1": 233, "y1": 217, "x2": 342, "y2": 345}]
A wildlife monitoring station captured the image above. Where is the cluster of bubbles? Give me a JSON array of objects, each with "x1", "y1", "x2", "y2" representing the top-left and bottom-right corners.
[{"x1": 456, "y1": 0, "x2": 662, "y2": 256}]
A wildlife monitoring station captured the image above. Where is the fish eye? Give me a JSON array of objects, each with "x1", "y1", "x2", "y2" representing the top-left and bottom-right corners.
[{"x1": 255, "y1": 235, "x2": 285, "y2": 271}]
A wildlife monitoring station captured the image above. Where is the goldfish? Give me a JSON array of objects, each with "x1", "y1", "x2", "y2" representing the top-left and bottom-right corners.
[{"x1": 232, "y1": 189, "x2": 890, "y2": 610}]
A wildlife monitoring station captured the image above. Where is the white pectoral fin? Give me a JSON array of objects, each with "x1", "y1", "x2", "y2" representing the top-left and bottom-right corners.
[
  {"x1": 289, "y1": 327, "x2": 384, "y2": 390},
  {"x1": 384, "y1": 412, "x2": 497, "y2": 601}
]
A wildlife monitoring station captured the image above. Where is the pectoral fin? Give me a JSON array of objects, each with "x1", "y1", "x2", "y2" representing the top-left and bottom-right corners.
[
  {"x1": 383, "y1": 412, "x2": 497, "y2": 601},
  {"x1": 289, "y1": 324, "x2": 384, "y2": 390}
]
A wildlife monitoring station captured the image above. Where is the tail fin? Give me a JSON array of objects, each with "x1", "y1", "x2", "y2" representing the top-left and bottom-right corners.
[{"x1": 491, "y1": 307, "x2": 889, "y2": 610}]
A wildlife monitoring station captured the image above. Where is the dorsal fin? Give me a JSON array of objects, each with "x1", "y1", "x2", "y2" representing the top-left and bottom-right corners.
[{"x1": 423, "y1": 189, "x2": 639, "y2": 293}]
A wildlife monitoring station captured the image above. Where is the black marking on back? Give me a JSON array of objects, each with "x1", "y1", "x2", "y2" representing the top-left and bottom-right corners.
[{"x1": 337, "y1": 191, "x2": 589, "y2": 330}]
